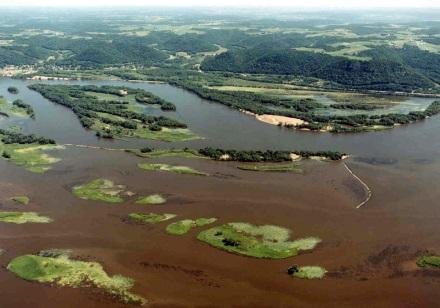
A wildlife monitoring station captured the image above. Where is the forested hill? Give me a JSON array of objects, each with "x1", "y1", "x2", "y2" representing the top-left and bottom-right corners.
[{"x1": 201, "y1": 48, "x2": 438, "y2": 91}]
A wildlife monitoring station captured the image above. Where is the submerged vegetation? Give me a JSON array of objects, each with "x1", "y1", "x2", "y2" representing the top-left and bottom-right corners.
[
  {"x1": 138, "y1": 163, "x2": 208, "y2": 176},
  {"x1": 72, "y1": 178, "x2": 130, "y2": 203},
  {"x1": 28, "y1": 84, "x2": 198, "y2": 142},
  {"x1": 166, "y1": 218, "x2": 217, "y2": 235},
  {"x1": 7, "y1": 250, "x2": 145, "y2": 305},
  {"x1": 128, "y1": 212, "x2": 176, "y2": 224},
  {"x1": 0, "y1": 211, "x2": 51, "y2": 224},
  {"x1": 197, "y1": 223, "x2": 321, "y2": 259}
]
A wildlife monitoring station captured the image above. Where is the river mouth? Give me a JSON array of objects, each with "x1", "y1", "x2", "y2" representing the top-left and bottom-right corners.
[{"x1": 1, "y1": 78, "x2": 440, "y2": 306}]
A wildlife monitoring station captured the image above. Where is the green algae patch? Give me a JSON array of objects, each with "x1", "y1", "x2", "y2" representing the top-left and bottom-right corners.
[
  {"x1": 135, "y1": 194, "x2": 166, "y2": 205},
  {"x1": 138, "y1": 163, "x2": 208, "y2": 176},
  {"x1": 0, "y1": 211, "x2": 51, "y2": 224},
  {"x1": 128, "y1": 212, "x2": 176, "y2": 224},
  {"x1": 166, "y1": 217, "x2": 217, "y2": 235},
  {"x1": 73, "y1": 179, "x2": 129, "y2": 203},
  {"x1": 291, "y1": 266, "x2": 327, "y2": 279},
  {"x1": 11, "y1": 196, "x2": 30, "y2": 205},
  {"x1": 7, "y1": 251, "x2": 146, "y2": 305},
  {"x1": 0, "y1": 144, "x2": 63, "y2": 173},
  {"x1": 417, "y1": 256, "x2": 440, "y2": 268},
  {"x1": 197, "y1": 223, "x2": 321, "y2": 259}
]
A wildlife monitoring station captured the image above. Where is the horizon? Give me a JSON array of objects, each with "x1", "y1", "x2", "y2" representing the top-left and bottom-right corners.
[{"x1": 2, "y1": 0, "x2": 440, "y2": 8}]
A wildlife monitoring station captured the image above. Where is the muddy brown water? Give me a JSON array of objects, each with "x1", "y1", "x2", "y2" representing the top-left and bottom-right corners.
[{"x1": 0, "y1": 78, "x2": 440, "y2": 307}]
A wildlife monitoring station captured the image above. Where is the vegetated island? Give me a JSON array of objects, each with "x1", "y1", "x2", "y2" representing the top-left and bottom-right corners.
[
  {"x1": 135, "y1": 194, "x2": 166, "y2": 205},
  {"x1": 0, "y1": 211, "x2": 51, "y2": 224},
  {"x1": 197, "y1": 222, "x2": 321, "y2": 259},
  {"x1": 7, "y1": 86, "x2": 19, "y2": 94},
  {"x1": 129, "y1": 147, "x2": 347, "y2": 162},
  {"x1": 11, "y1": 196, "x2": 30, "y2": 205},
  {"x1": 72, "y1": 178, "x2": 133, "y2": 203},
  {"x1": 166, "y1": 218, "x2": 217, "y2": 235},
  {"x1": 416, "y1": 255, "x2": 440, "y2": 269},
  {"x1": 12, "y1": 100, "x2": 35, "y2": 119},
  {"x1": 7, "y1": 249, "x2": 146, "y2": 305},
  {"x1": 28, "y1": 84, "x2": 199, "y2": 142},
  {"x1": 128, "y1": 212, "x2": 176, "y2": 224},
  {"x1": 287, "y1": 265, "x2": 327, "y2": 279},
  {"x1": 137, "y1": 163, "x2": 208, "y2": 176},
  {"x1": 0, "y1": 97, "x2": 35, "y2": 119},
  {"x1": 0, "y1": 129, "x2": 62, "y2": 173}
]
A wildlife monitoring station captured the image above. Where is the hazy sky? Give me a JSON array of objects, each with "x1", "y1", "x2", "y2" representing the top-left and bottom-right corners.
[{"x1": 3, "y1": 0, "x2": 440, "y2": 8}]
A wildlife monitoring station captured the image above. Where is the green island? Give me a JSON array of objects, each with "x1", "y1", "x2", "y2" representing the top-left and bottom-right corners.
[
  {"x1": 138, "y1": 163, "x2": 208, "y2": 176},
  {"x1": 0, "y1": 97, "x2": 35, "y2": 119},
  {"x1": 199, "y1": 147, "x2": 346, "y2": 161},
  {"x1": 128, "y1": 212, "x2": 176, "y2": 224},
  {"x1": 0, "y1": 130, "x2": 62, "y2": 173},
  {"x1": 0, "y1": 211, "x2": 51, "y2": 224},
  {"x1": 28, "y1": 84, "x2": 199, "y2": 142},
  {"x1": 416, "y1": 256, "x2": 440, "y2": 268},
  {"x1": 129, "y1": 147, "x2": 346, "y2": 163},
  {"x1": 197, "y1": 223, "x2": 321, "y2": 259},
  {"x1": 7, "y1": 86, "x2": 19, "y2": 94},
  {"x1": 11, "y1": 196, "x2": 30, "y2": 205},
  {"x1": 7, "y1": 249, "x2": 145, "y2": 305},
  {"x1": 237, "y1": 162, "x2": 302, "y2": 173},
  {"x1": 288, "y1": 265, "x2": 327, "y2": 279},
  {"x1": 135, "y1": 194, "x2": 166, "y2": 205},
  {"x1": 72, "y1": 178, "x2": 131, "y2": 203},
  {"x1": 166, "y1": 218, "x2": 217, "y2": 235}
]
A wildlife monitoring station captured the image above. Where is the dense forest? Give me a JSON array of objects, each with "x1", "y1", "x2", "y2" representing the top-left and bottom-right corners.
[{"x1": 201, "y1": 47, "x2": 437, "y2": 91}]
